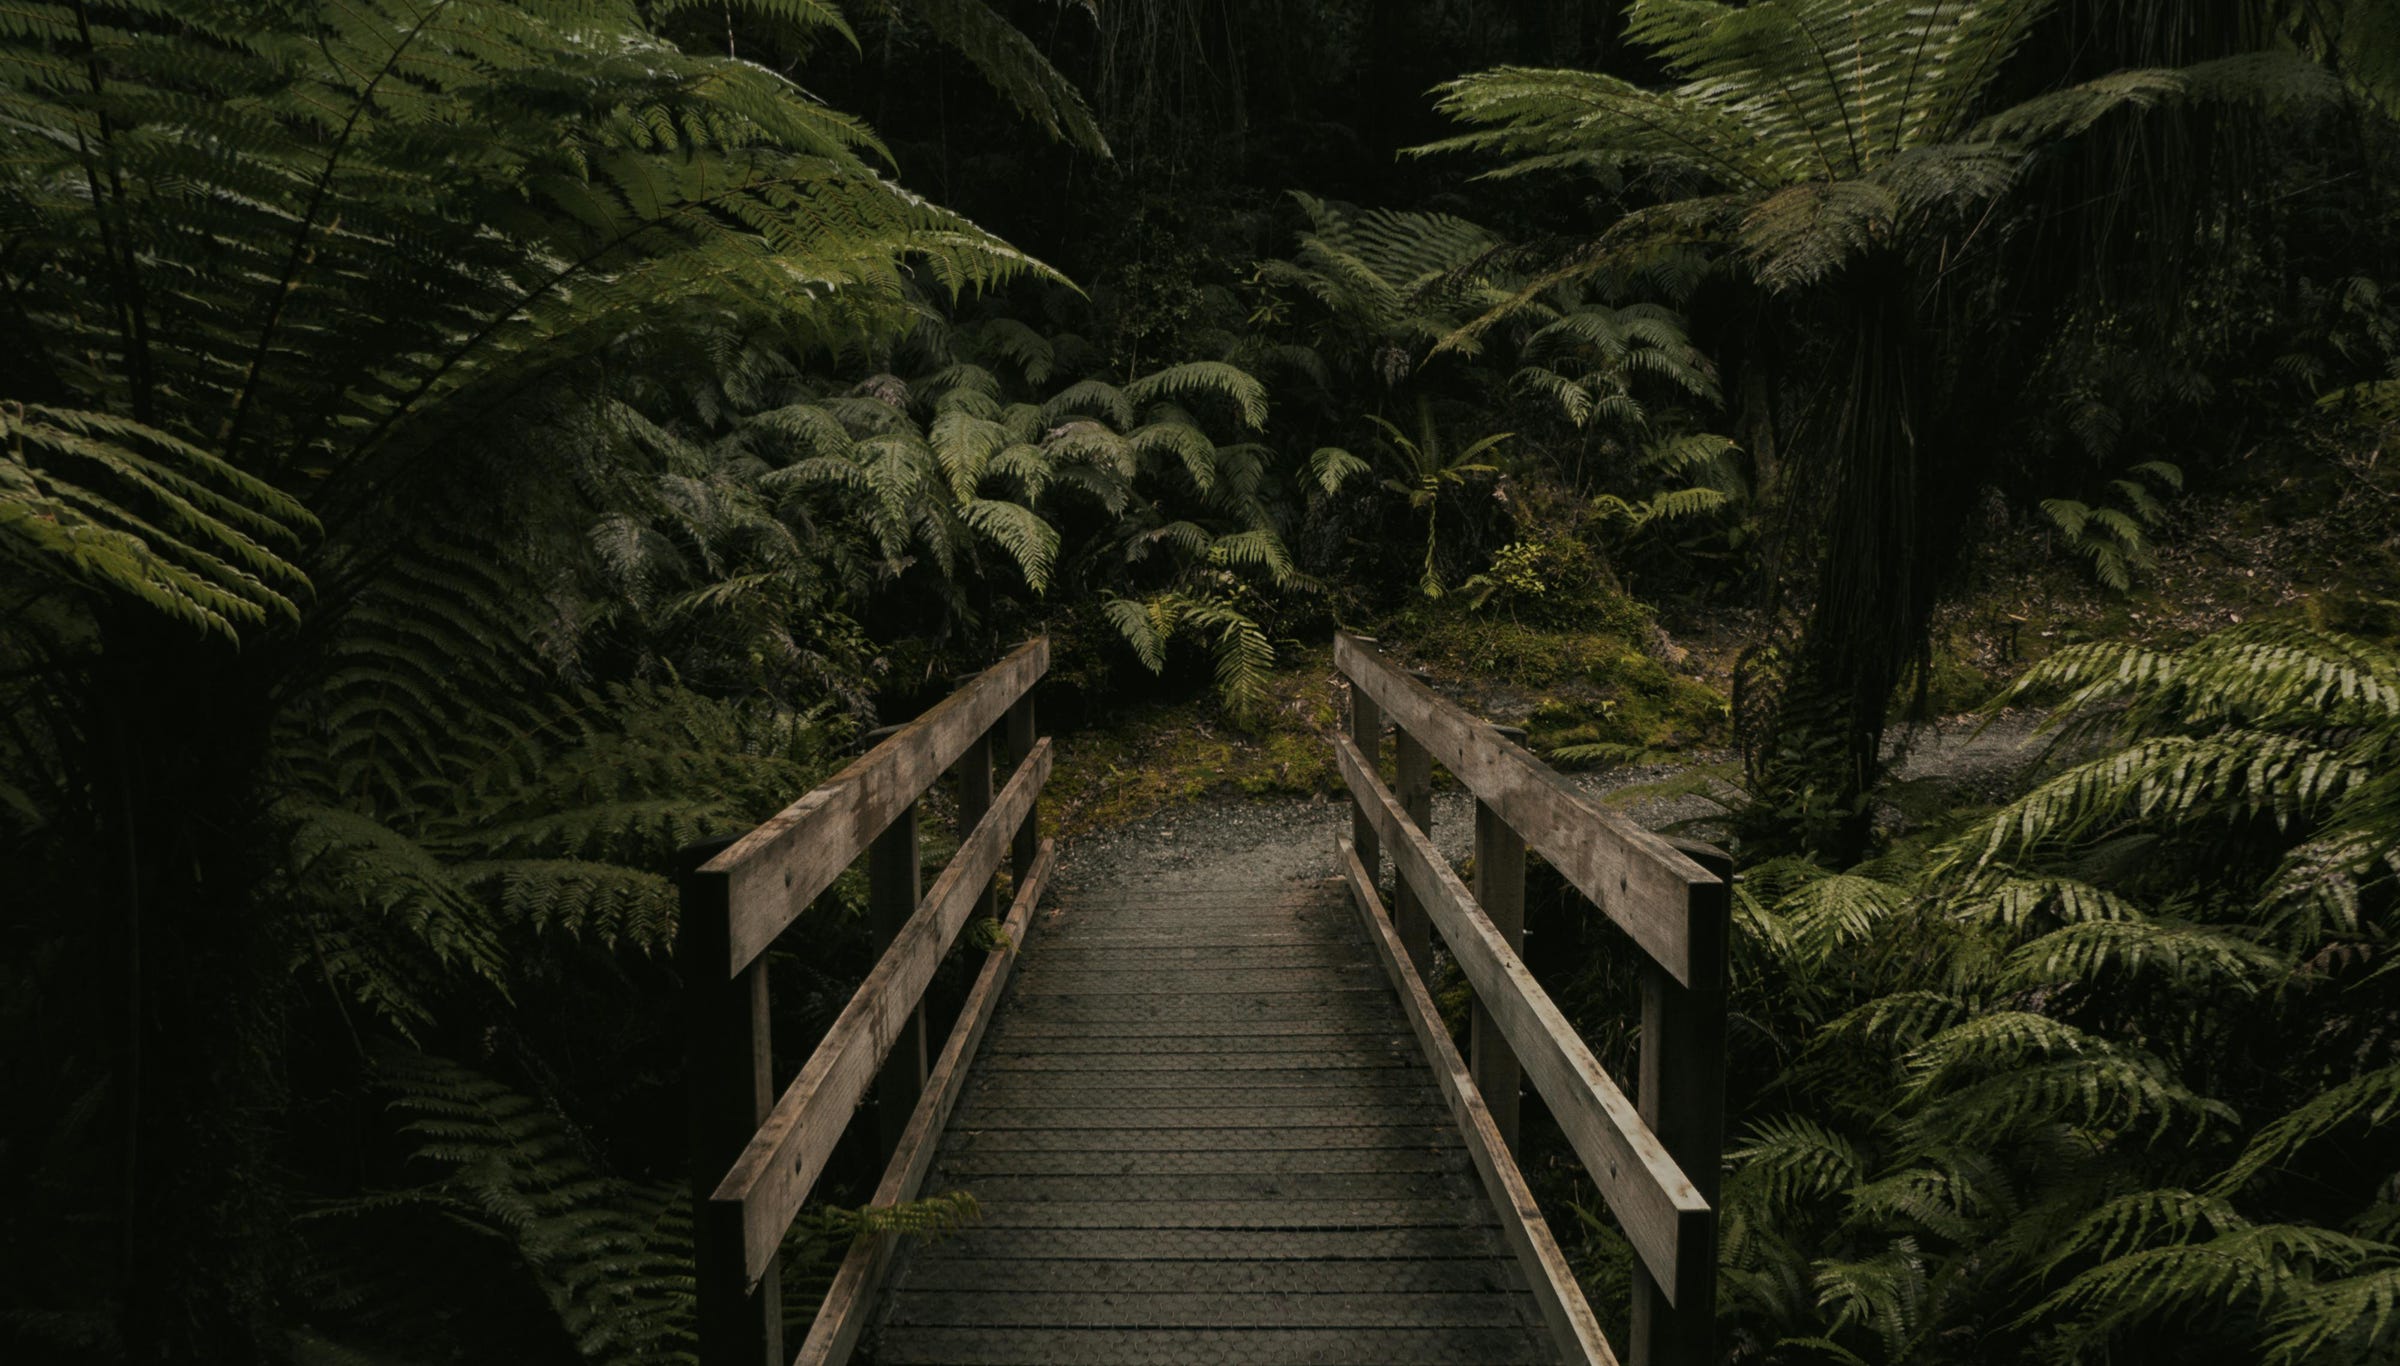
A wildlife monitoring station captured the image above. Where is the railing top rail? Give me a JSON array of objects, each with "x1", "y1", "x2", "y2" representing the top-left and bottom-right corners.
[
  {"x1": 712, "y1": 737, "x2": 1055, "y2": 1283},
  {"x1": 1335, "y1": 731, "x2": 1705, "y2": 1295},
  {"x1": 1333, "y1": 629, "x2": 1724, "y2": 986},
  {"x1": 698, "y1": 636, "x2": 1049, "y2": 976}
]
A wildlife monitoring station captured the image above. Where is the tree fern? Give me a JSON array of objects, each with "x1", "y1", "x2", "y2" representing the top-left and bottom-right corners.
[
  {"x1": 367, "y1": 1051, "x2": 694, "y2": 1363},
  {"x1": 1426, "y1": 0, "x2": 2346, "y2": 861},
  {"x1": 1696, "y1": 621, "x2": 2400, "y2": 1362},
  {"x1": 0, "y1": 403, "x2": 311, "y2": 638}
]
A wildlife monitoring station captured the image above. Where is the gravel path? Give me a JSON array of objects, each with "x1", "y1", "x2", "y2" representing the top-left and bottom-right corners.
[{"x1": 1053, "y1": 711, "x2": 2051, "y2": 894}]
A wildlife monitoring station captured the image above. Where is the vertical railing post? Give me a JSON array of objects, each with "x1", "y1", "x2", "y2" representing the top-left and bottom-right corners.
[
  {"x1": 1345, "y1": 643, "x2": 1382, "y2": 882},
  {"x1": 1471, "y1": 724, "x2": 1530, "y2": 1153},
  {"x1": 953, "y1": 693, "x2": 997, "y2": 922},
  {"x1": 1631, "y1": 839, "x2": 1733, "y2": 1366},
  {"x1": 678, "y1": 836, "x2": 782, "y2": 1366},
  {"x1": 865, "y1": 722, "x2": 926, "y2": 1157},
  {"x1": 1006, "y1": 690, "x2": 1039, "y2": 881},
  {"x1": 1393, "y1": 727, "x2": 1434, "y2": 976}
]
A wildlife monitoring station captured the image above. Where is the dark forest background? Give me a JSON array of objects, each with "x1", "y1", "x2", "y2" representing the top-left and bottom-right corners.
[{"x1": 6, "y1": 2, "x2": 2400, "y2": 1362}]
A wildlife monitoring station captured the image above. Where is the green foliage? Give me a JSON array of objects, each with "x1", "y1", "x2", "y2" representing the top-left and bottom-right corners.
[
  {"x1": 309, "y1": 1053, "x2": 983, "y2": 1363},
  {"x1": 1428, "y1": 0, "x2": 2350, "y2": 861},
  {"x1": 1698, "y1": 624, "x2": 2400, "y2": 1363},
  {"x1": 0, "y1": 402, "x2": 312, "y2": 638},
  {"x1": 601, "y1": 310, "x2": 1308, "y2": 717},
  {"x1": 1430, "y1": 1, "x2": 2334, "y2": 303},
  {"x1": 882, "y1": 0, "x2": 1109, "y2": 153},
  {"x1": 1590, "y1": 433, "x2": 1750, "y2": 541},
  {"x1": 0, "y1": 1, "x2": 1065, "y2": 1353},
  {"x1": 1251, "y1": 192, "x2": 1510, "y2": 383},
  {"x1": 1361, "y1": 394, "x2": 1511, "y2": 599},
  {"x1": 2039, "y1": 460, "x2": 2183, "y2": 592}
]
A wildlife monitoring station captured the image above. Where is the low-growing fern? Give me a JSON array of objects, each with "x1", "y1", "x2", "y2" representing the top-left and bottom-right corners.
[{"x1": 1702, "y1": 623, "x2": 2400, "y2": 1363}]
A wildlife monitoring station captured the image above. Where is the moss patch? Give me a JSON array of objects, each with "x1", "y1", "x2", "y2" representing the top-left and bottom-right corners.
[
  {"x1": 1375, "y1": 609, "x2": 1730, "y2": 764},
  {"x1": 1045, "y1": 649, "x2": 1343, "y2": 838}
]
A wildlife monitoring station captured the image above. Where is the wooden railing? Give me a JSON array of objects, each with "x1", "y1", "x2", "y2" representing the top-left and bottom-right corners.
[
  {"x1": 678, "y1": 638, "x2": 1054, "y2": 1366},
  {"x1": 1333, "y1": 630, "x2": 1732, "y2": 1366}
]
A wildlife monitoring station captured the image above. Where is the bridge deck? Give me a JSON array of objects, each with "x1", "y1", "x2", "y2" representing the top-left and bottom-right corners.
[{"x1": 868, "y1": 876, "x2": 1560, "y2": 1365}]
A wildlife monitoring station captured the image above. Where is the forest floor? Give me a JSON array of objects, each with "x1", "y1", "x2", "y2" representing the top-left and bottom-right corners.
[
  {"x1": 1051, "y1": 709, "x2": 2050, "y2": 892},
  {"x1": 1042, "y1": 413, "x2": 2399, "y2": 877}
]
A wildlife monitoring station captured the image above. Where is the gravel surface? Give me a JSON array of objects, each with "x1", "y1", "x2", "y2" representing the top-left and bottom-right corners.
[{"x1": 1054, "y1": 712, "x2": 2051, "y2": 895}]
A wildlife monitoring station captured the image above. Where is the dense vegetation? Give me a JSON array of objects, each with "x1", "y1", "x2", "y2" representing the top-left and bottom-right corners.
[{"x1": 3, "y1": 1, "x2": 2398, "y2": 1362}]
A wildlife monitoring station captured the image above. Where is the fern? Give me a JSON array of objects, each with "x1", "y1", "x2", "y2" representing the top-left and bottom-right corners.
[
  {"x1": 1427, "y1": 4, "x2": 2330, "y2": 309},
  {"x1": 1697, "y1": 621, "x2": 2400, "y2": 1362},
  {"x1": 367, "y1": 1052, "x2": 695, "y2": 1363},
  {"x1": 2221, "y1": 1064, "x2": 2400, "y2": 1195},
  {"x1": 1728, "y1": 1114, "x2": 1870, "y2": 1213},
  {"x1": 1101, "y1": 589, "x2": 1278, "y2": 722},
  {"x1": 884, "y1": 0, "x2": 1108, "y2": 154},
  {"x1": 1251, "y1": 192, "x2": 1508, "y2": 376},
  {"x1": 2040, "y1": 460, "x2": 2181, "y2": 592},
  {"x1": 2031, "y1": 1222, "x2": 2374, "y2": 1348},
  {"x1": 2267, "y1": 1262, "x2": 2400, "y2": 1364},
  {"x1": 0, "y1": 403, "x2": 312, "y2": 638}
]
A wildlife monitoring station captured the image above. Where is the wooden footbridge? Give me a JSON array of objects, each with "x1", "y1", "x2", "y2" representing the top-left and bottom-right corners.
[{"x1": 680, "y1": 634, "x2": 1732, "y2": 1366}]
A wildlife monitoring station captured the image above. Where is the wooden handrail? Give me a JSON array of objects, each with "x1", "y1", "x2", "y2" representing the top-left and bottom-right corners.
[
  {"x1": 1334, "y1": 630, "x2": 1718, "y2": 985},
  {"x1": 794, "y1": 838, "x2": 1059, "y2": 1366},
  {"x1": 1332, "y1": 630, "x2": 1731, "y2": 1366},
  {"x1": 698, "y1": 637, "x2": 1050, "y2": 976},
  {"x1": 681, "y1": 639, "x2": 1051, "y2": 1366},
  {"x1": 715, "y1": 738, "x2": 1052, "y2": 1280},
  {"x1": 1337, "y1": 837, "x2": 1617, "y2": 1363},
  {"x1": 1335, "y1": 733, "x2": 1705, "y2": 1293}
]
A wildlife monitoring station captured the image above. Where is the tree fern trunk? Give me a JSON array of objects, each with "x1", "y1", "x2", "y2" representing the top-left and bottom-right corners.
[
  {"x1": 1747, "y1": 258, "x2": 1971, "y2": 861},
  {"x1": 95, "y1": 624, "x2": 289, "y2": 1361}
]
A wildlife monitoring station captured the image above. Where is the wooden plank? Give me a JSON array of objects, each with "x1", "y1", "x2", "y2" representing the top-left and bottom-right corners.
[
  {"x1": 1472, "y1": 798, "x2": 1529, "y2": 1154},
  {"x1": 1394, "y1": 730, "x2": 1434, "y2": 976},
  {"x1": 1335, "y1": 732, "x2": 1705, "y2": 1297},
  {"x1": 956, "y1": 728, "x2": 997, "y2": 923},
  {"x1": 712, "y1": 739, "x2": 1054, "y2": 1284},
  {"x1": 869, "y1": 801, "x2": 926, "y2": 1158},
  {"x1": 1339, "y1": 838, "x2": 1618, "y2": 1366},
  {"x1": 1006, "y1": 695, "x2": 1039, "y2": 878},
  {"x1": 1349, "y1": 676, "x2": 1383, "y2": 878},
  {"x1": 873, "y1": 1325, "x2": 1555, "y2": 1365},
  {"x1": 793, "y1": 839, "x2": 1058, "y2": 1366},
  {"x1": 1335, "y1": 631, "x2": 1718, "y2": 986},
  {"x1": 1631, "y1": 839, "x2": 1732, "y2": 1366},
  {"x1": 677, "y1": 837, "x2": 782, "y2": 1366},
  {"x1": 701, "y1": 638, "x2": 1047, "y2": 975}
]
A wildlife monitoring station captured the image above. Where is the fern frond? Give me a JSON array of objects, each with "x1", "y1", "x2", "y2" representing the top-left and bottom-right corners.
[
  {"x1": 1728, "y1": 1114, "x2": 1869, "y2": 1213},
  {"x1": 374, "y1": 1052, "x2": 692, "y2": 1362},
  {"x1": 2219, "y1": 1063, "x2": 2400, "y2": 1195},
  {"x1": 1125, "y1": 361, "x2": 1269, "y2": 430}
]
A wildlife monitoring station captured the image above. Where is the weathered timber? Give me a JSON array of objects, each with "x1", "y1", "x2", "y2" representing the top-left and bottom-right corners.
[
  {"x1": 1631, "y1": 839, "x2": 1733, "y2": 1366},
  {"x1": 1341, "y1": 838, "x2": 1617, "y2": 1366},
  {"x1": 1349, "y1": 676, "x2": 1384, "y2": 879},
  {"x1": 1394, "y1": 728, "x2": 1434, "y2": 976},
  {"x1": 1334, "y1": 631, "x2": 1718, "y2": 986},
  {"x1": 678, "y1": 837, "x2": 781, "y2": 1366},
  {"x1": 1006, "y1": 693, "x2": 1039, "y2": 878},
  {"x1": 701, "y1": 637, "x2": 1047, "y2": 975},
  {"x1": 873, "y1": 871, "x2": 1556, "y2": 1366},
  {"x1": 1335, "y1": 731, "x2": 1705, "y2": 1298},
  {"x1": 1472, "y1": 797, "x2": 1530, "y2": 1153},
  {"x1": 713, "y1": 739, "x2": 1053, "y2": 1284},
  {"x1": 794, "y1": 839, "x2": 1057, "y2": 1366},
  {"x1": 955, "y1": 726, "x2": 997, "y2": 923},
  {"x1": 868, "y1": 800, "x2": 925, "y2": 1157}
]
